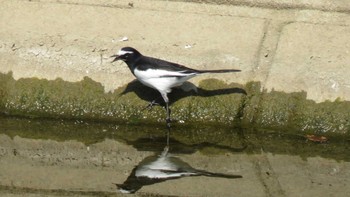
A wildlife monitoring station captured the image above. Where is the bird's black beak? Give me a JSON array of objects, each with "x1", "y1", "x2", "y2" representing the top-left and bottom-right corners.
[{"x1": 110, "y1": 54, "x2": 120, "y2": 63}]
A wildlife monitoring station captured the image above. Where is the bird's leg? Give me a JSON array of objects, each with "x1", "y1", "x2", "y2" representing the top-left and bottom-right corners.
[
  {"x1": 160, "y1": 92, "x2": 172, "y2": 128},
  {"x1": 165, "y1": 101, "x2": 171, "y2": 129},
  {"x1": 166, "y1": 126, "x2": 170, "y2": 147},
  {"x1": 162, "y1": 126, "x2": 170, "y2": 157}
]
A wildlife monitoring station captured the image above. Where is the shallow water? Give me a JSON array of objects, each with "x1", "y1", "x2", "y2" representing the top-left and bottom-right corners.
[
  {"x1": 1, "y1": 115, "x2": 350, "y2": 196},
  {"x1": 0, "y1": 115, "x2": 349, "y2": 161}
]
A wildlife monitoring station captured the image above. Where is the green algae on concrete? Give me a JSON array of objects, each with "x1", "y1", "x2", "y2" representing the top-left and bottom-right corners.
[
  {"x1": 0, "y1": 72, "x2": 246, "y2": 126},
  {"x1": 240, "y1": 81, "x2": 350, "y2": 135},
  {"x1": 253, "y1": 88, "x2": 350, "y2": 134},
  {"x1": 0, "y1": 72, "x2": 350, "y2": 134},
  {"x1": 0, "y1": 72, "x2": 152, "y2": 123}
]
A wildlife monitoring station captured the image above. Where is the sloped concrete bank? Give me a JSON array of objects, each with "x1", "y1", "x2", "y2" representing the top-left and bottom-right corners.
[
  {"x1": 0, "y1": 0, "x2": 350, "y2": 134},
  {"x1": 1, "y1": 72, "x2": 349, "y2": 134},
  {"x1": 1, "y1": 1, "x2": 350, "y2": 196}
]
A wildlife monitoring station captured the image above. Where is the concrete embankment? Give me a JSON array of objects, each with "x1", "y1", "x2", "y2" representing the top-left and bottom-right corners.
[
  {"x1": 1, "y1": 1, "x2": 350, "y2": 196},
  {"x1": 1, "y1": 0, "x2": 350, "y2": 132}
]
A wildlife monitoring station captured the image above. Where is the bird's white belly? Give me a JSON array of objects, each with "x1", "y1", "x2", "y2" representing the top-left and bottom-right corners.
[
  {"x1": 134, "y1": 69, "x2": 195, "y2": 93},
  {"x1": 135, "y1": 158, "x2": 195, "y2": 178},
  {"x1": 139, "y1": 77, "x2": 184, "y2": 93}
]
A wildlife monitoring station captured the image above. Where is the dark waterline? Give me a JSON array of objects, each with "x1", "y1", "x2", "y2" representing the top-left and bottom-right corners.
[{"x1": 0, "y1": 115, "x2": 349, "y2": 161}]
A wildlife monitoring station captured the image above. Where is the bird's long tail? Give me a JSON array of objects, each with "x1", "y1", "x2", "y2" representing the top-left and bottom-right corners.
[
  {"x1": 198, "y1": 170, "x2": 243, "y2": 179},
  {"x1": 198, "y1": 69, "x2": 241, "y2": 73}
]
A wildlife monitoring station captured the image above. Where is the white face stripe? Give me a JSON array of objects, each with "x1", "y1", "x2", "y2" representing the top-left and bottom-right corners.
[{"x1": 117, "y1": 49, "x2": 133, "y2": 56}]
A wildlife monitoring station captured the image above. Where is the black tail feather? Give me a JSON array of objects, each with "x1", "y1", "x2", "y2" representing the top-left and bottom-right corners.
[
  {"x1": 198, "y1": 69, "x2": 241, "y2": 73},
  {"x1": 204, "y1": 173, "x2": 243, "y2": 179},
  {"x1": 198, "y1": 170, "x2": 243, "y2": 179}
]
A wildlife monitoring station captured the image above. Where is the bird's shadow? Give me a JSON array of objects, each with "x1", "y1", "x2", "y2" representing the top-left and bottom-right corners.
[{"x1": 120, "y1": 79, "x2": 247, "y2": 106}]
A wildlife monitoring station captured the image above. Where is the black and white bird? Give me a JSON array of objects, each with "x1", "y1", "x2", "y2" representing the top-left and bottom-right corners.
[
  {"x1": 116, "y1": 146, "x2": 242, "y2": 194},
  {"x1": 111, "y1": 47, "x2": 241, "y2": 127}
]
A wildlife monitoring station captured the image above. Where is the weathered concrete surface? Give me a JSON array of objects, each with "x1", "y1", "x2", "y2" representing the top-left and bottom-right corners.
[
  {"x1": 1, "y1": 134, "x2": 350, "y2": 197},
  {"x1": 181, "y1": 0, "x2": 350, "y2": 13},
  {"x1": 265, "y1": 23, "x2": 350, "y2": 102},
  {"x1": 1, "y1": 0, "x2": 349, "y2": 99},
  {"x1": 1, "y1": 1, "x2": 350, "y2": 196},
  {"x1": 0, "y1": 0, "x2": 263, "y2": 91}
]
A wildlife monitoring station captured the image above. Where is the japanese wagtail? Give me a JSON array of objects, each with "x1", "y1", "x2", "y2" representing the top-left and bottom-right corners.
[{"x1": 111, "y1": 47, "x2": 241, "y2": 127}]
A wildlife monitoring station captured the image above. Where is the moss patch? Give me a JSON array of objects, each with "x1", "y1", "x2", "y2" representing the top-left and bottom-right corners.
[
  {"x1": 253, "y1": 89, "x2": 350, "y2": 134},
  {"x1": 0, "y1": 72, "x2": 350, "y2": 134},
  {"x1": 0, "y1": 72, "x2": 246, "y2": 126}
]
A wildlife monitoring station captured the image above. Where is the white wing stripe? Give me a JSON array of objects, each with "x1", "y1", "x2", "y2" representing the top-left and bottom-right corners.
[{"x1": 134, "y1": 69, "x2": 196, "y2": 79}]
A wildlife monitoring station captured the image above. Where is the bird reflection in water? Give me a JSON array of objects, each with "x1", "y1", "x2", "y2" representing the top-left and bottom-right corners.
[{"x1": 116, "y1": 130, "x2": 243, "y2": 194}]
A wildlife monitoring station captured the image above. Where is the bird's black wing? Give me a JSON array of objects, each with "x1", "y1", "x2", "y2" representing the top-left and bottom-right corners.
[{"x1": 136, "y1": 56, "x2": 200, "y2": 74}]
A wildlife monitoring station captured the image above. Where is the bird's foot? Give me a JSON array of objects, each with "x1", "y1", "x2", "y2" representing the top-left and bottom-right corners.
[{"x1": 143, "y1": 100, "x2": 160, "y2": 111}]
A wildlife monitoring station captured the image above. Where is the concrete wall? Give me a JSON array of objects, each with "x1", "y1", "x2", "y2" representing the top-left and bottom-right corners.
[{"x1": 0, "y1": 0, "x2": 349, "y2": 133}]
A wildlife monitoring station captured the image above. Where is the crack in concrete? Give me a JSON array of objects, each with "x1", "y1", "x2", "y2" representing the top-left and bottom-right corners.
[{"x1": 252, "y1": 152, "x2": 286, "y2": 197}]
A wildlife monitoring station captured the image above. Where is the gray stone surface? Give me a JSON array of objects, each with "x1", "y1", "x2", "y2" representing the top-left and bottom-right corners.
[
  {"x1": 265, "y1": 23, "x2": 350, "y2": 102},
  {"x1": 0, "y1": 0, "x2": 264, "y2": 92},
  {"x1": 268, "y1": 154, "x2": 350, "y2": 197},
  {"x1": 1, "y1": 0, "x2": 349, "y2": 101}
]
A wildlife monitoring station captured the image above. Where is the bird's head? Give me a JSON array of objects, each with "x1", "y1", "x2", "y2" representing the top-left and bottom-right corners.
[{"x1": 111, "y1": 47, "x2": 141, "y2": 63}]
